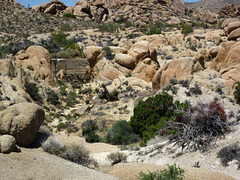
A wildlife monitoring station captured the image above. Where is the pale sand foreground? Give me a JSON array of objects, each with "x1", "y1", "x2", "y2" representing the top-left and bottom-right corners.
[
  {"x1": 107, "y1": 163, "x2": 236, "y2": 180},
  {"x1": 0, "y1": 148, "x2": 118, "y2": 180}
]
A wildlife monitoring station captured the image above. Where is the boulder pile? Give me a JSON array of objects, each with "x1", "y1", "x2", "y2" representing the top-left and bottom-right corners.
[{"x1": 33, "y1": 0, "x2": 187, "y2": 24}]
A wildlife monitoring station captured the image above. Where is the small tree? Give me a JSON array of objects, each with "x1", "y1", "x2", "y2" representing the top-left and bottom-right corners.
[{"x1": 107, "y1": 120, "x2": 138, "y2": 145}]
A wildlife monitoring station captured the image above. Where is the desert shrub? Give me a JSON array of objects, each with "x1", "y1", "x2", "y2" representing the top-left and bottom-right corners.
[
  {"x1": 63, "y1": 13, "x2": 76, "y2": 19},
  {"x1": 126, "y1": 33, "x2": 139, "y2": 39},
  {"x1": 130, "y1": 92, "x2": 187, "y2": 146},
  {"x1": 190, "y1": 45, "x2": 197, "y2": 51},
  {"x1": 185, "y1": 84, "x2": 202, "y2": 96},
  {"x1": 181, "y1": 23, "x2": 193, "y2": 35},
  {"x1": 169, "y1": 78, "x2": 178, "y2": 85},
  {"x1": 42, "y1": 136, "x2": 97, "y2": 167},
  {"x1": 107, "y1": 120, "x2": 138, "y2": 145},
  {"x1": 138, "y1": 163, "x2": 184, "y2": 180},
  {"x1": 82, "y1": 120, "x2": 100, "y2": 143},
  {"x1": 0, "y1": 45, "x2": 12, "y2": 58},
  {"x1": 178, "y1": 79, "x2": 189, "y2": 88},
  {"x1": 65, "y1": 91, "x2": 78, "y2": 107},
  {"x1": 164, "y1": 98, "x2": 230, "y2": 151},
  {"x1": 42, "y1": 136, "x2": 65, "y2": 155},
  {"x1": 234, "y1": 81, "x2": 240, "y2": 104},
  {"x1": 97, "y1": 22, "x2": 120, "y2": 33},
  {"x1": 98, "y1": 85, "x2": 119, "y2": 101},
  {"x1": 107, "y1": 152, "x2": 127, "y2": 165},
  {"x1": 145, "y1": 21, "x2": 162, "y2": 35},
  {"x1": 60, "y1": 144, "x2": 96, "y2": 166},
  {"x1": 57, "y1": 122, "x2": 65, "y2": 132},
  {"x1": 217, "y1": 143, "x2": 240, "y2": 168},
  {"x1": 46, "y1": 88, "x2": 60, "y2": 105},
  {"x1": 24, "y1": 82, "x2": 42, "y2": 102},
  {"x1": 102, "y1": 46, "x2": 112, "y2": 57},
  {"x1": 51, "y1": 30, "x2": 68, "y2": 47}
]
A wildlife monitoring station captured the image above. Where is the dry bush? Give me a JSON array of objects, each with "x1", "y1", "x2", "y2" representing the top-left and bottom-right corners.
[
  {"x1": 163, "y1": 98, "x2": 230, "y2": 151},
  {"x1": 42, "y1": 136, "x2": 97, "y2": 167}
]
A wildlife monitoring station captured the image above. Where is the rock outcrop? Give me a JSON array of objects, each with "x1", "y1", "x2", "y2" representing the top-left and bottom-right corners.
[
  {"x1": 152, "y1": 57, "x2": 204, "y2": 90},
  {"x1": 32, "y1": 0, "x2": 67, "y2": 14},
  {"x1": 16, "y1": 46, "x2": 56, "y2": 86},
  {"x1": 0, "y1": 103, "x2": 45, "y2": 147}
]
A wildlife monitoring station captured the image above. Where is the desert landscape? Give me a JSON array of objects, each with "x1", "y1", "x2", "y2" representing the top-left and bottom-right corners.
[{"x1": 0, "y1": 0, "x2": 240, "y2": 179}]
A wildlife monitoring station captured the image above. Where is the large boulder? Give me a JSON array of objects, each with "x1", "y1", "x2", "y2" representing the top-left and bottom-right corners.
[
  {"x1": 228, "y1": 27, "x2": 240, "y2": 40},
  {"x1": 0, "y1": 103, "x2": 45, "y2": 147},
  {"x1": 115, "y1": 53, "x2": 135, "y2": 69},
  {"x1": 226, "y1": 21, "x2": 240, "y2": 34},
  {"x1": 128, "y1": 41, "x2": 157, "y2": 65},
  {"x1": 16, "y1": 46, "x2": 56, "y2": 85},
  {"x1": 132, "y1": 58, "x2": 158, "y2": 82},
  {"x1": 0, "y1": 135, "x2": 16, "y2": 154},
  {"x1": 152, "y1": 57, "x2": 203, "y2": 90},
  {"x1": 83, "y1": 46, "x2": 104, "y2": 68},
  {"x1": 221, "y1": 18, "x2": 239, "y2": 28},
  {"x1": 219, "y1": 42, "x2": 240, "y2": 89}
]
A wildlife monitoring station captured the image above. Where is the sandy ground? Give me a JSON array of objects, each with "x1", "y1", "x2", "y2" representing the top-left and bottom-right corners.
[
  {"x1": 0, "y1": 148, "x2": 118, "y2": 180},
  {"x1": 107, "y1": 163, "x2": 236, "y2": 180}
]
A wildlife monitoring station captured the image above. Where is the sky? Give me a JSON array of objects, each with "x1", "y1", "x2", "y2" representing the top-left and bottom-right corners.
[{"x1": 17, "y1": 0, "x2": 200, "y2": 8}]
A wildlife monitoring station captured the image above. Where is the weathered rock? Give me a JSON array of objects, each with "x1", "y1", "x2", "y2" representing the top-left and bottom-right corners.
[
  {"x1": 132, "y1": 58, "x2": 158, "y2": 82},
  {"x1": 227, "y1": 21, "x2": 240, "y2": 34},
  {"x1": 228, "y1": 27, "x2": 240, "y2": 40},
  {"x1": 16, "y1": 46, "x2": 56, "y2": 85},
  {"x1": 65, "y1": 6, "x2": 74, "y2": 13},
  {"x1": 213, "y1": 41, "x2": 235, "y2": 71},
  {"x1": 75, "y1": 105, "x2": 92, "y2": 116},
  {"x1": 109, "y1": 46, "x2": 127, "y2": 54},
  {"x1": 83, "y1": 46, "x2": 103, "y2": 68},
  {"x1": 221, "y1": 42, "x2": 240, "y2": 70},
  {"x1": 0, "y1": 103, "x2": 45, "y2": 147},
  {"x1": 128, "y1": 41, "x2": 157, "y2": 65},
  {"x1": 115, "y1": 53, "x2": 135, "y2": 69},
  {"x1": 0, "y1": 135, "x2": 16, "y2": 154},
  {"x1": 32, "y1": 5, "x2": 43, "y2": 12},
  {"x1": 26, "y1": 46, "x2": 51, "y2": 61},
  {"x1": 152, "y1": 57, "x2": 203, "y2": 90},
  {"x1": 222, "y1": 18, "x2": 239, "y2": 28},
  {"x1": 44, "y1": 3, "x2": 66, "y2": 14},
  {"x1": 41, "y1": 2, "x2": 51, "y2": 9}
]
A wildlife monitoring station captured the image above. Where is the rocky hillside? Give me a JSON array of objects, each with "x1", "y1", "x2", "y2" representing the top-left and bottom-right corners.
[
  {"x1": 1, "y1": 0, "x2": 240, "y2": 180},
  {"x1": 186, "y1": 0, "x2": 240, "y2": 12}
]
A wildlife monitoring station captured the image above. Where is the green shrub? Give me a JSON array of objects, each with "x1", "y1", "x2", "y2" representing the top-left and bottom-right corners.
[
  {"x1": 107, "y1": 120, "x2": 138, "y2": 145},
  {"x1": 46, "y1": 88, "x2": 60, "y2": 105},
  {"x1": 130, "y1": 92, "x2": 187, "y2": 146},
  {"x1": 97, "y1": 23, "x2": 120, "y2": 33},
  {"x1": 234, "y1": 82, "x2": 240, "y2": 104},
  {"x1": 24, "y1": 82, "x2": 42, "y2": 102},
  {"x1": 145, "y1": 21, "x2": 162, "y2": 35},
  {"x1": 51, "y1": 30, "x2": 68, "y2": 47},
  {"x1": 63, "y1": 13, "x2": 76, "y2": 19},
  {"x1": 82, "y1": 120, "x2": 100, "y2": 143},
  {"x1": 57, "y1": 122, "x2": 65, "y2": 132},
  {"x1": 181, "y1": 23, "x2": 193, "y2": 35},
  {"x1": 107, "y1": 152, "x2": 127, "y2": 165},
  {"x1": 190, "y1": 45, "x2": 197, "y2": 51},
  {"x1": 138, "y1": 163, "x2": 184, "y2": 180},
  {"x1": 0, "y1": 45, "x2": 12, "y2": 58},
  {"x1": 102, "y1": 46, "x2": 112, "y2": 57},
  {"x1": 86, "y1": 132, "x2": 100, "y2": 143}
]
